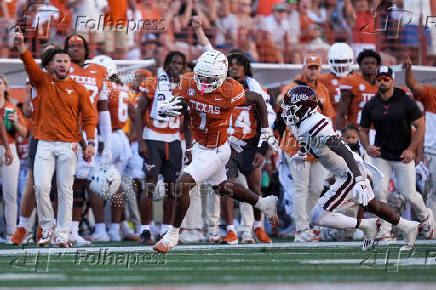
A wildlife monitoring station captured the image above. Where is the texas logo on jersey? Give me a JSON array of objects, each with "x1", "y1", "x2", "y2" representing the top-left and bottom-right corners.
[
  {"x1": 174, "y1": 72, "x2": 246, "y2": 148},
  {"x1": 339, "y1": 72, "x2": 378, "y2": 126},
  {"x1": 69, "y1": 62, "x2": 106, "y2": 105}
]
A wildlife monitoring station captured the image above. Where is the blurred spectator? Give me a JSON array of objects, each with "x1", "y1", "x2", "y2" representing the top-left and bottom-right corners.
[
  {"x1": 236, "y1": 0, "x2": 258, "y2": 61},
  {"x1": 215, "y1": 0, "x2": 237, "y2": 49},
  {"x1": 325, "y1": 0, "x2": 354, "y2": 42},
  {"x1": 255, "y1": 0, "x2": 282, "y2": 17},
  {"x1": 298, "y1": 0, "x2": 318, "y2": 43},
  {"x1": 350, "y1": 0, "x2": 376, "y2": 58},
  {"x1": 257, "y1": 2, "x2": 292, "y2": 63}
]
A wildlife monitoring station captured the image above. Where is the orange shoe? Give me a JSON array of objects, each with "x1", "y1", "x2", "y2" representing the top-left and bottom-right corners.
[
  {"x1": 222, "y1": 230, "x2": 238, "y2": 245},
  {"x1": 10, "y1": 226, "x2": 27, "y2": 245},
  {"x1": 36, "y1": 225, "x2": 42, "y2": 243},
  {"x1": 254, "y1": 227, "x2": 272, "y2": 243},
  {"x1": 153, "y1": 239, "x2": 174, "y2": 253}
]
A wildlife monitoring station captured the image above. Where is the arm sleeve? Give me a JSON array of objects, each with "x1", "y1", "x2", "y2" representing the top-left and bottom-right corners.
[
  {"x1": 325, "y1": 135, "x2": 362, "y2": 178},
  {"x1": 78, "y1": 84, "x2": 96, "y2": 139},
  {"x1": 20, "y1": 50, "x2": 45, "y2": 88},
  {"x1": 359, "y1": 103, "x2": 372, "y2": 129},
  {"x1": 98, "y1": 110, "x2": 112, "y2": 150}
]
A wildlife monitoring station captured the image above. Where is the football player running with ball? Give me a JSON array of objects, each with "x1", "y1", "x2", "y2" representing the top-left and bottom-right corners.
[
  {"x1": 153, "y1": 49, "x2": 279, "y2": 253},
  {"x1": 281, "y1": 85, "x2": 420, "y2": 251}
]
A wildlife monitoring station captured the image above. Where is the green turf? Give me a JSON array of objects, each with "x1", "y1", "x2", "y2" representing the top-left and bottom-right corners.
[{"x1": 1, "y1": 242, "x2": 436, "y2": 287}]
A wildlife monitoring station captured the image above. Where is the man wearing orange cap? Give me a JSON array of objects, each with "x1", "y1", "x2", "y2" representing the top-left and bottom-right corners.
[
  {"x1": 278, "y1": 54, "x2": 335, "y2": 242},
  {"x1": 64, "y1": 34, "x2": 113, "y2": 245}
]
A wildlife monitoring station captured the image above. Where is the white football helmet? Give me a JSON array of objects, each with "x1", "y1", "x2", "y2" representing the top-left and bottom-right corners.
[
  {"x1": 328, "y1": 43, "x2": 354, "y2": 78},
  {"x1": 91, "y1": 55, "x2": 118, "y2": 79},
  {"x1": 193, "y1": 49, "x2": 228, "y2": 93},
  {"x1": 89, "y1": 164, "x2": 121, "y2": 200}
]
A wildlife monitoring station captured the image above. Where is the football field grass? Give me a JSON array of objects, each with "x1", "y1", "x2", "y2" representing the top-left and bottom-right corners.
[{"x1": 1, "y1": 239, "x2": 436, "y2": 288}]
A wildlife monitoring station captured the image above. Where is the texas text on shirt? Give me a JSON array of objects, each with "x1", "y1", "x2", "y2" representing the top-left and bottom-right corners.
[{"x1": 175, "y1": 72, "x2": 246, "y2": 149}]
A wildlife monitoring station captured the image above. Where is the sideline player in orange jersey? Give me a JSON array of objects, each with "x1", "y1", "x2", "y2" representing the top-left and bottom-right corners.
[
  {"x1": 15, "y1": 28, "x2": 96, "y2": 247},
  {"x1": 64, "y1": 34, "x2": 113, "y2": 245},
  {"x1": 153, "y1": 49, "x2": 279, "y2": 253},
  {"x1": 135, "y1": 51, "x2": 192, "y2": 245},
  {"x1": 87, "y1": 55, "x2": 136, "y2": 242},
  {"x1": 319, "y1": 43, "x2": 355, "y2": 115},
  {"x1": 336, "y1": 49, "x2": 380, "y2": 131}
]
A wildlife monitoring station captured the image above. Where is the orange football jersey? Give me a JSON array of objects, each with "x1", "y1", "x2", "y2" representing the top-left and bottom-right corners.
[
  {"x1": 174, "y1": 72, "x2": 246, "y2": 148},
  {"x1": 319, "y1": 72, "x2": 354, "y2": 113},
  {"x1": 106, "y1": 82, "x2": 130, "y2": 130},
  {"x1": 228, "y1": 105, "x2": 257, "y2": 140},
  {"x1": 69, "y1": 62, "x2": 107, "y2": 123},
  {"x1": 339, "y1": 72, "x2": 378, "y2": 127},
  {"x1": 140, "y1": 76, "x2": 182, "y2": 136}
]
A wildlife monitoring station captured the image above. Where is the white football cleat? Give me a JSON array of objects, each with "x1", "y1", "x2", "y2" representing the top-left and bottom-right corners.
[
  {"x1": 108, "y1": 230, "x2": 122, "y2": 242},
  {"x1": 294, "y1": 229, "x2": 320, "y2": 243},
  {"x1": 153, "y1": 232, "x2": 179, "y2": 253},
  {"x1": 256, "y1": 196, "x2": 279, "y2": 229},
  {"x1": 420, "y1": 208, "x2": 434, "y2": 239},
  {"x1": 360, "y1": 218, "x2": 381, "y2": 251},
  {"x1": 397, "y1": 219, "x2": 420, "y2": 251},
  {"x1": 69, "y1": 233, "x2": 91, "y2": 246},
  {"x1": 38, "y1": 227, "x2": 54, "y2": 247},
  {"x1": 88, "y1": 231, "x2": 110, "y2": 242}
]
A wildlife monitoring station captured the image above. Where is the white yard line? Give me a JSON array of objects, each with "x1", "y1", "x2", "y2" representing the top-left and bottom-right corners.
[{"x1": 1, "y1": 240, "x2": 436, "y2": 256}]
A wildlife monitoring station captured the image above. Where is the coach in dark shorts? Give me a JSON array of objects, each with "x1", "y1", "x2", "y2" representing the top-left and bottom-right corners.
[{"x1": 359, "y1": 65, "x2": 432, "y2": 238}]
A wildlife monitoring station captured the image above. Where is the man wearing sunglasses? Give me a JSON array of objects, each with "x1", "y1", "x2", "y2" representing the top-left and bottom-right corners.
[{"x1": 359, "y1": 66, "x2": 434, "y2": 240}]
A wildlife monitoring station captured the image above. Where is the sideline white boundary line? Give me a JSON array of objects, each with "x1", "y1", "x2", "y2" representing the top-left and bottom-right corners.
[{"x1": 1, "y1": 240, "x2": 436, "y2": 256}]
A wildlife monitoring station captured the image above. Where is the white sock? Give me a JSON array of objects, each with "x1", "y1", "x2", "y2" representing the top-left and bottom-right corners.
[
  {"x1": 253, "y1": 221, "x2": 262, "y2": 229},
  {"x1": 318, "y1": 212, "x2": 357, "y2": 229},
  {"x1": 121, "y1": 221, "x2": 131, "y2": 231},
  {"x1": 18, "y1": 216, "x2": 32, "y2": 230},
  {"x1": 227, "y1": 225, "x2": 235, "y2": 232},
  {"x1": 70, "y1": 221, "x2": 79, "y2": 235},
  {"x1": 254, "y1": 197, "x2": 263, "y2": 210},
  {"x1": 167, "y1": 226, "x2": 180, "y2": 237},
  {"x1": 141, "y1": 225, "x2": 151, "y2": 232},
  {"x1": 110, "y1": 223, "x2": 120, "y2": 233},
  {"x1": 95, "y1": 223, "x2": 106, "y2": 234},
  {"x1": 160, "y1": 224, "x2": 169, "y2": 235}
]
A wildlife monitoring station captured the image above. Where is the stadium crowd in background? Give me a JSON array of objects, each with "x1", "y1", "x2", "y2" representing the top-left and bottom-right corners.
[{"x1": 0, "y1": 0, "x2": 435, "y2": 251}]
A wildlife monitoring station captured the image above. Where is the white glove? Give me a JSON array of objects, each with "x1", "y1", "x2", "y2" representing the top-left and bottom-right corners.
[
  {"x1": 157, "y1": 97, "x2": 182, "y2": 117},
  {"x1": 290, "y1": 152, "x2": 307, "y2": 170},
  {"x1": 101, "y1": 148, "x2": 112, "y2": 165},
  {"x1": 227, "y1": 136, "x2": 247, "y2": 153},
  {"x1": 258, "y1": 127, "x2": 279, "y2": 151},
  {"x1": 352, "y1": 176, "x2": 372, "y2": 207}
]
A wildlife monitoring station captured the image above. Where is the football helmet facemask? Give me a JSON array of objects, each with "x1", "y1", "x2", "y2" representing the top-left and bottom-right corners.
[
  {"x1": 281, "y1": 85, "x2": 319, "y2": 126},
  {"x1": 328, "y1": 43, "x2": 354, "y2": 78}
]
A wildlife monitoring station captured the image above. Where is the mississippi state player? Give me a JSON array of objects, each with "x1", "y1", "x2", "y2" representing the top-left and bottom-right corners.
[
  {"x1": 64, "y1": 35, "x2": 113, "y2": 245},
  {"x1": 281, "y1": 85, "x2": 420, "y2": 251},
  {"x1": 153, "y1": 49, "x2": 279, "y2": 253},
  {"x1": 336, "y1": 49, "x2": 379, "y2": 130},
  {"x1": 319, "y1": 43, "x2": 354, "y2": 114},
  {"x1": 135, "y1": 51, "x2": 191, "y2": 245}
]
